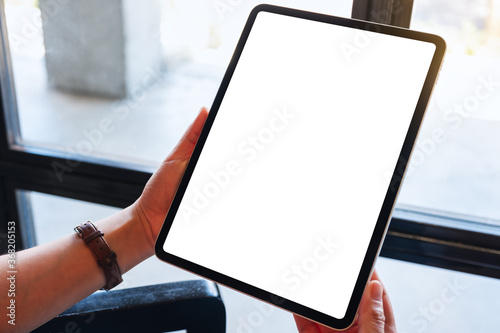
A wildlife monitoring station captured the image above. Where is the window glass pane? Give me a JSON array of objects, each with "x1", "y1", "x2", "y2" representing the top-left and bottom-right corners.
[
  {"x1": 377, "y1": 257, "x2": 500, "y2": 332},
  {"x1": 3, "y1": 0, "x2": 353, "y2": 169},
  {"x1": 395, "y1": 0, "x2": 500, "y2": 230},
  {"x1": 24, "y1": 191, "x2": 119, "y2": 244}
]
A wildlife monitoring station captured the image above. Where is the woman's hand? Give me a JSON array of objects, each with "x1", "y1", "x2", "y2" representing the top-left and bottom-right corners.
[
  {"x1": 294, "y1": 270, "x2": 397, "y2": 333},
  {"x1": 132, "y1": 107, "x2": 209, "y2": 255}
]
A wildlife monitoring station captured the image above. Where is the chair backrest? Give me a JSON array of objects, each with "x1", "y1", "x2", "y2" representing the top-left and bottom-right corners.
[{"x1": 34, "y1": 280, "x2": 226, "y2": 333}]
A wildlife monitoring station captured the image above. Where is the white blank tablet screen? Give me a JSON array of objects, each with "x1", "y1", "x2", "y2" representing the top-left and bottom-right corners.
[{"x1": 163, "y1": 12, "x2": 436, "y2": 319}]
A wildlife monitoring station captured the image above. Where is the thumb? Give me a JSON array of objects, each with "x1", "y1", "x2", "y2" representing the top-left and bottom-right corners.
[{"x1": 358, "y1": 280, "x2": 386, "y2": 333}]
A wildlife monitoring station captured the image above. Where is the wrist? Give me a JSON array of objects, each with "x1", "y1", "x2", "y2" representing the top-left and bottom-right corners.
[
  {"x1": 130, "y1": 200, "x2": 156, "y2": 257},
  {"x1": 96, "y1": 206, "x2": 153, "y2": 274}
]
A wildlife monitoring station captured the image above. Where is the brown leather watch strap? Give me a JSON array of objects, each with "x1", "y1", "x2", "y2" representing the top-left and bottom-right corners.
[{"x1": 74, "y1": 221, "x2": 123, "y2": 291}]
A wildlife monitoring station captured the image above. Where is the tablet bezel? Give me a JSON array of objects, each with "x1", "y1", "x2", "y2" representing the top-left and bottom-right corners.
[{"x1": 155, "y1": 4, "x2": 446, "y2": 329}]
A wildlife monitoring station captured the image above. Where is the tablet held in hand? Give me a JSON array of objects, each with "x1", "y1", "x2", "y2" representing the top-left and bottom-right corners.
[{"x1": 156, "y1": 4, "x2": 445, "y2": 330}]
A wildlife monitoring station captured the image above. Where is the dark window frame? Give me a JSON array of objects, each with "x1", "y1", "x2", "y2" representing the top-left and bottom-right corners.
[{"x1": 1, "y1": 0, "x2": 499, "y2": 280}]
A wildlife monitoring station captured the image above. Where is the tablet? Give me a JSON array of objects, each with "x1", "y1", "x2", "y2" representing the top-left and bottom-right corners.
[{"x1": 155, "y1": 4, "x2": 445, "y2": 330}]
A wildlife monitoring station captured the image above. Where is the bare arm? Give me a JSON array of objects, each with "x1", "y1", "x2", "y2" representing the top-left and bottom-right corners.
[
  {"x1": 1, "y1": 207, "x2": 151, "y2": 332},
  {"x1": 0, "y1": 108, "x2": 209, "y2": 332}
]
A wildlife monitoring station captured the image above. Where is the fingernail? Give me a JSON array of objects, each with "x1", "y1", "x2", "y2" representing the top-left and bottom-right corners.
[{"x1": 371, "y1": 281, "x2": 383, "y2": 302}]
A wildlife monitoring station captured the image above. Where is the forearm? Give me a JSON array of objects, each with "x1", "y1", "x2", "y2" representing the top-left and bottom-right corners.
[{"x1": 1, "y1": 205, "x2": 153, "y2": 332}]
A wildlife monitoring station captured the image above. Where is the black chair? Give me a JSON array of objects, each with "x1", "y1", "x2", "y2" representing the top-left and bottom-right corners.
[{"x1": 34, "y1": 280, "x2": 226, "y2": 333}]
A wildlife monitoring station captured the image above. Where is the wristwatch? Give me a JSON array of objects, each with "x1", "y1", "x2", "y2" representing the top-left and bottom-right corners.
[{"x1": 74, "y1": 221, "x2": 123, "y2": 290}]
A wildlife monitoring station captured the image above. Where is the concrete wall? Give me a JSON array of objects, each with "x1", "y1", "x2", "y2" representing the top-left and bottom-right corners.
[{"x1": 40, "y1": 0, "x2": 162, "y2": 98}]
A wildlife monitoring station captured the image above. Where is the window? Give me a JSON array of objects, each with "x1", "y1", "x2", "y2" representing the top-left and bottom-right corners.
[
  {"x1": 383, "y1": 0, "x2": 500, "y2": 278},
  {"x1": 396, "y1": 0, "x2": 500, "y2": 231}
]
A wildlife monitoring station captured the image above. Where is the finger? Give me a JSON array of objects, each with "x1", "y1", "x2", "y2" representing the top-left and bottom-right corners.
[
  {"x1": 358, "y1": 281, "x2": 385, "y2": 333},
  {"x1": 140, "y1": 108, "x2": 208, "y2": 218},
  {"x1": 370, "y1": 269, "x2": 389, "y2": 298},
  {"x1": 168, "y1": 107, "x2": 209, "y2": 161},
  {"x1": 383, "y1": 291, "x2": 397, "y2": 333},
  {"x1": 369, "y1": 269, "x2": 396, "y2": 332}
]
